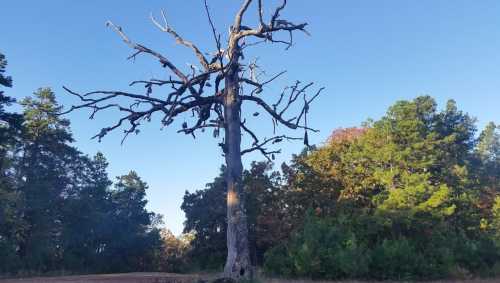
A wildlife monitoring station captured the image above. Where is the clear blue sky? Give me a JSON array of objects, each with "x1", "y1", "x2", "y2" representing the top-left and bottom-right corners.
[{"x1": 2, "y1": 0, "x2": 499, "y2": 235}]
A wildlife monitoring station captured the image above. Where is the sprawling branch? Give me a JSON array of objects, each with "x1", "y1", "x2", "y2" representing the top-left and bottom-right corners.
[
  {"x1": 238, "y1": 77, "x2": 323, "y2": 152},
  {"x1": 62, "y1": 85, "x2": 218, "y2": 143},
  {"x1": 106, "y1": 21, "x2": 189, "y2": 82},
  {"x1": 63, "y1": 0, "x2": 323, "y2": 159},
  {"x1": 241, "y1": 84, "x2": 323, "y2": 132},
  {"x1": 63, "y1": 4, "x2": 323, "y2": 276}
]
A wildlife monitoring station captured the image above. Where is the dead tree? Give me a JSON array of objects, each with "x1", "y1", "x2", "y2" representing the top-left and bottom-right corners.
[{"x1": 62, "y1": 0, "x2": 323, "y2": 279}]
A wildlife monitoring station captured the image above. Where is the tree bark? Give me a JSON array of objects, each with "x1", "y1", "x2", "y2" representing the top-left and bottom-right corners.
[{"x1": 223, "y1": 48, "x2": 252, "y2": 279}]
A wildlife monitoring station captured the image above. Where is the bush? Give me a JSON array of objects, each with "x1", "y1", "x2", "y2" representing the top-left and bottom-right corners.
[
  {"x1": 370, "y1": 238, "x2": 430, "y2": 280},
  {"x1": 264, "y1": 211, "x2": 370, "y2": 279},
  {"x1": 263, "y1": 212, "x2": 500, "y2": 280},
  {"x1": 0, "y1": 240, "x2": 21, "y2": 274}
]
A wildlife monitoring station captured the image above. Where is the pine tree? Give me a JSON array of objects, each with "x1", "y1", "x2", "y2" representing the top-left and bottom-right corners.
[
  {"x1": 61, "y1": 152, "x2": 113, "y2": 272},
  {"x1": 101, "y1": 171, "x2": 162, "y2": 272},
  {"x1": 18, "y1": 88, "x2": 78, "y2": 271},
  {"x1": 0, "y1": 52, "x2": 24, "y2": 273},
  {"x1": 477, "y1": 122, "x2": 500, "y2": 163}
]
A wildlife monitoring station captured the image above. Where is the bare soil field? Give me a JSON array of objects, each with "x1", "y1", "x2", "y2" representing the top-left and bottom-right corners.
[{"x1": 1, "y1": 273, "x2": 500, "y2": 283}]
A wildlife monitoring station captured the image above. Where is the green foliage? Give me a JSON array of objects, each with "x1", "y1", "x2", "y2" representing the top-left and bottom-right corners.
[
  {"x1": 0, "y1": 79, "x2": 163, "y2": 275},
  {"x1": 264, "y1": 211, "x2": 369, "y2": 279},
  {"x1": 477, "y1": 122, "x2": 500, "y2": 162},
  {"x1": 175, "y1": 95, "x2": 500, "y2": 280},
  {"x1": 0, "y1": 52, "x2": 15, "y2": 110},
  {"x1": 262, "y1": 96, "x2": 500, "y2": 280},
  {"x1": 99, "y1": 171, "x2": 163, "y2": 273},
  {"x1": 370, "y1": 238, "x2": 431, "y2": 280},
  {"x1": 181, "y1": 166, "x2": 228, "y2": 270},
  {"x1": 0, "y1": 53, "x2": 12, "y2": 88},
  {"x1": 181, "y1": 162, "x2": 284, "y2": 270},
  {"x1": 16, "y1": 88, "x2": 78, "y2": 272},
  {"x1": 0, "y1": 53, "x2": 26, "y2": 272},
  {"x1": 0, "y1": 135, "x2": 23, "y2": 273},
  {"x1": 158, "y1": 229, "x2": 195, "y2": 273},
  {"x1": 264, "y1": 212, "x2": 499, "y2": 280},
  {"x1": 180, "y1": 96, "x2": 500, "y2": 280}
]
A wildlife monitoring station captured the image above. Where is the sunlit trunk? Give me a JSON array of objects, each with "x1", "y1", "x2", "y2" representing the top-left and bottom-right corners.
[{"x1": 223, "y1": 56, "x2": 252, "y2": 279}]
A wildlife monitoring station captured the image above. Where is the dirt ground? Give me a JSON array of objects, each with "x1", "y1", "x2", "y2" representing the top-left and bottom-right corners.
[
  {"x1": 1, "y1": 273, "x2": 500, "y2": 283},
  {"x1": 0, "y1": 273, "x2": 208, "y2": 283},
  {"x1": 264, "y1": 279, "x2": 500, "y2": 283}
]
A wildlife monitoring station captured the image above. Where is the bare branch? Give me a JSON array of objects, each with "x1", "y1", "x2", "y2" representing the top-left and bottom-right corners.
[
  {"x1": 204, "y1": 0, "x2": 225, "y2": 76},
  {"x1": 241, "y1": 80, "x2": 323, "y2": 134},
  {"x1": 243, "y1": 95, "x2": 318, "y2": 131},
  {"x1": 62, "y1": 85, "x2": 219, "y2": 142},
  {"x1": 233, "y1": 0, "x2": 253, "y2": 31},
  {"x1": 177, "y1": 122, "x2": 218, "y2": 136},
  {"x1": 271, "y1": 0, "x2": 287, "y2": 28},
  {"x1": 150, "y1": 10, "x2": 210, "y2": 71},
  {"x1": 240, "y1": 130, "x2": 301, "y2": 161},
  {"x1": 257, "y1": 0, "x2": 265, "y2": 27},
  {"x1": 240, "y1": 70, "x2": 286, "y2": 89},
  {"x1": 279, "y1": 82, "x2": 313, "y2": 116},
  {"x1": 232, "y1": 0, "x2": 309, "y2": 49},
  {"x1": 129, "y1": 78, "x2": 183, "y2": 87},
  {"x1": 295, "y1": 87, "x2": 325, "y2": 127},
  {"x1": 106, "y1": 20, "x2": 189, "y2": 81},
  {"x1": 64, "y1": 0, "x2": 321, "y2": 157}
]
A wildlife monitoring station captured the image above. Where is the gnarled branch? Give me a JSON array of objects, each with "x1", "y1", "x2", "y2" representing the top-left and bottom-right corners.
[{"x1": 63, "y1": 0, "x2": 323, "y2": 159}]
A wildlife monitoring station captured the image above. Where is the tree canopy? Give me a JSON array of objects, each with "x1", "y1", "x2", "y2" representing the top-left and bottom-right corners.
[
  {"x1": 0, "y1": 53, "x2": 163, "y2": 274},
  {"x1": 180, "y1": 96, "x2": 500, "y2": 280}
]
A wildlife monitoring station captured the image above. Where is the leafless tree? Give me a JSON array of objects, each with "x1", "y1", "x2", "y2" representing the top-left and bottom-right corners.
[{"x1": 62, "y1": 0, "x2": 323, "y2": 279}]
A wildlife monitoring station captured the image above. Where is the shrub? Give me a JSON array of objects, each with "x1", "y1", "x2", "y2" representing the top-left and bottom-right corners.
[
  {"x1": 264, "y1": 211, "x2": 369, "y2": 279},
  {"x1": 263, "y1": 212, "x2": 500, "y2": 280}
]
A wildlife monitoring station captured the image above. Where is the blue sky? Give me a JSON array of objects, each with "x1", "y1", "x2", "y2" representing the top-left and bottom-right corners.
[{"x1": 2, "y1": 0, "x2": 499, "y2": 235}]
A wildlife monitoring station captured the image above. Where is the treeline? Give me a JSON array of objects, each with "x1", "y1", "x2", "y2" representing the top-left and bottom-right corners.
[
  {"x1": 179, "y1": 96, "x2": 500, "y2": 280},
  {"x1": 3, "y1": 50, "x2": 500, "y2": 280},
  {"x1": 0, "y1": 53, "x2": 163, "y2": 275}
]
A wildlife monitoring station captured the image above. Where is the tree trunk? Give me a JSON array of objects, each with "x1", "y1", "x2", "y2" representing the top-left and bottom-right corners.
[{"x1": 223, "y1": 56, "x2": 252, "y2": 279}]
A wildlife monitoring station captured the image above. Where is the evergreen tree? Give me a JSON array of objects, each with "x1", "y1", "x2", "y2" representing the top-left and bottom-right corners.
[
  {"x1": 0, "y1": 52, "x2": 14, "y2": 108},
  {"x1": 477, "y1": 123, "x2": 500, "y2": 228},
  {"x1": 0, "y1": 78, "x2": 165, "y2": 274},
  {"x1": 18, "y1": 88, "x2": 78, "y2": 271},
  {"x1": 477, "y1": 122, "x2": 500, "y2": 163},
  {"x1": 182, "y1": 166, "x2": 228, "y2": 270},
  {"x1": 61, "y1": 152, "x2": 113, "y2": 272},
  {"x1": 0, "y1": 52, "x2": 24, "y2": 273},
  {"x1": 101, "y1": 171, "x2": 162, "y2": 272}
]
